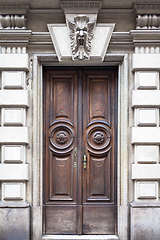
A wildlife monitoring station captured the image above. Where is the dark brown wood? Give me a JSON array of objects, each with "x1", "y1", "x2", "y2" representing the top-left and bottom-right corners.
[
  {"x1": 43, "y1": 67, "x2": 117, "y2": 235},
  {"x1": 83, "y1": 205, "x2": 115, "y2": 234},
  {"x1": 76, "y1": 70, "x2": 83, "y2": 234},
  {"x1": 82, "y1": 69, "x2": 117, "y2": 234},
  {"x1": 45, "y1": 206, "x2": 77, "y2": 234},
  {"x1": 43, "y1": 69, "x2": 78, "y2": 234}
]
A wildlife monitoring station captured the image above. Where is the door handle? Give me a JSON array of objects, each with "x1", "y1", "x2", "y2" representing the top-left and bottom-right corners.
[
  {"x1": 74, "y1": 147, "x2": 77, "y2": 168},
  {"x1": 83, "y1": 148, "x2": 87, "y2": 170}
]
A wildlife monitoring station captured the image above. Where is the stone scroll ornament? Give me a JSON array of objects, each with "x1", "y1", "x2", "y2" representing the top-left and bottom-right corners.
[{"x1": 68, "y1": 15, "x2": 96, "y2": 60}]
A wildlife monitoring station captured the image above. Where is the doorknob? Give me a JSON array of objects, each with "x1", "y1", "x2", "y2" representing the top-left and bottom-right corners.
[
  {"x1": 74, "y1": 147, "x2": 77, "y2": 168},
  {"x1": 83, "y1": 148, "x2": 87, "y2": 170}
]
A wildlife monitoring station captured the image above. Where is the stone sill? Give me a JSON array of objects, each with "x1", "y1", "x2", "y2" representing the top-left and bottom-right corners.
[
  {"x1": 42, "y1": 235, "x2": 119, "y2": 240},
  {"x1": 131, "y1": 200, "x2": 160, "y2": 208},
  {"x1": 0, "y1": 201, "x2": 30, "y2": 208}
]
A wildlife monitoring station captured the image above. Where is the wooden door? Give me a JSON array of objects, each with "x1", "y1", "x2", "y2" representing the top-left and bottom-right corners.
[{"x1": 43, "y1": 67, "x2": 117, "y2": 235}]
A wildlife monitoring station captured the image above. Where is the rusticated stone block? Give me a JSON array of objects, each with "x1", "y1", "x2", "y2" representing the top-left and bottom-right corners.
[
  {"x1": 131, "y1": 206, "x2": 160, "y2": 240},
  {"x1": 0, "y1": 207, "x2": 30, "y2": 240}
]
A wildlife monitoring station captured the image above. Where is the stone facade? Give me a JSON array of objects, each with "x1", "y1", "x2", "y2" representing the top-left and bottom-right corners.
[{"x1": 0, "y1": 1, "x2": 160, "y2": 240}]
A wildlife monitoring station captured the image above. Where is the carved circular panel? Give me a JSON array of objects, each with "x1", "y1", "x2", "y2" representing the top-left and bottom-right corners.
[
  {"x1": 86, "y1": 120, "x2": 111, "y2": 156},
  {"x1": 49, "y1": 119, "x2": 74, "y2": 156}
]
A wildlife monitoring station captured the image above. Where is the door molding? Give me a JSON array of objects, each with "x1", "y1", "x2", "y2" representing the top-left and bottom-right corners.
[{"x1": 31, "y1": 53, "x2": 129, "y2": 240}]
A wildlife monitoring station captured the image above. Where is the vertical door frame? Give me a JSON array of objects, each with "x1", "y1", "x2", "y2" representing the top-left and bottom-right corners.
[{"x1": 31, "y1": 53, "x2": 129, "y2": 240}]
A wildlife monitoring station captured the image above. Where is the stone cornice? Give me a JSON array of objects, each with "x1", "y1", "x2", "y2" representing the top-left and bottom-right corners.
[
  {"x1": 0, "y1": 3, "x2": 29, "y2": 15},
  {"x1": 61, "y1": 1, "x2": 102, "y2": 9},
  {"x1": 61, "y1": 0, "x2": 102, "y2": 14},
  {"x1": 130, "y1": 30, "x2": 160, "y2": 46},
  {"x1": 1, "y1": 30, "x2": 160, "y2": 49},
  {"x1": 134, "y1": 3, "x2": 160, "y2": 15},
  {"x1": 0, "y1": 30, "x2": 31, "y2": 47}
]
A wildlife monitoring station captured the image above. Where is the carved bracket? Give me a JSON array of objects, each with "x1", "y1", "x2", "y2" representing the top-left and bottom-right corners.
[
  {"x1": 134, "y1": 4, "x2": 160, "y2": 30},
  {"x1": 136, "y1": 15, "x2": 160, "y2": 30},
  {"x1": 0, "y1": 3, "x2": 28, "y2": 30},
  {"x1": 0, "y1": 15, "x2": 26, "y2": 29}
]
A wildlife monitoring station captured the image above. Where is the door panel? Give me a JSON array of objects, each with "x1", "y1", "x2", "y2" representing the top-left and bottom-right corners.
[
  {"x1": 43, "y1": 70, "x2": 77, "y2": 234},
  {"x1": 82, "y1": 69, "x2": 117, "y2": 234},
  {"x1": 43, "y1": 67, "x2": 117, "y2": 235},
  {"x1": 83, "y1": 206, "x2": 115, "y2": 234},
  {"x1": 45, "y1": 206, "x2": 77, "y2": 234}
]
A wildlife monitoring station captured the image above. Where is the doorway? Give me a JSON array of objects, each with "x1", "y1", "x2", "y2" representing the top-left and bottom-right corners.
[{"x1": 43, "y1": 67, "x2": 118, "y2": 235}]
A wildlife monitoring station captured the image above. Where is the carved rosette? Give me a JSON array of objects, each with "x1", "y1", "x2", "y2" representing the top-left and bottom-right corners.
[
  {"x1": 56, "y1": 131, "x2": 67, "y2": 144},
  {"x1": 49, "y1": 119, "x2": 74, "y2": 156},
  {"x1": 86, "y1": 120, "x2": 111, "y2": 156},
  {"x1": 68, "y1": 15, "x2": 96, "y2": 60},
  {"x1": 93, "y1": 131, "x2": 104, "y2": 144}
]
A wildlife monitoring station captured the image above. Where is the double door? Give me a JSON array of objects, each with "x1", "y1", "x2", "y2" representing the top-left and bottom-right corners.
[{"x1": 43, "y1": 67, "x2": 117, "y2": 235}]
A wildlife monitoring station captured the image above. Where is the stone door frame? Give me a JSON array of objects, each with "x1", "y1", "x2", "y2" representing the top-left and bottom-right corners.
[{"x1": 31, "y1": 53, "x2": 129, "y2": 240}]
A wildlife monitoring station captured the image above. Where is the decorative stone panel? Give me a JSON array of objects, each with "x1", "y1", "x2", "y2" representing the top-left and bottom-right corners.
[
  {"x1": 2, "y1": 71, "x2": 26, "y2": 89},
  {"x1": 135, "y1": 71, "x2": 159, "y2": 89},
  {"x1": 2, "y1": 145, "x2": 25, "y2": 163},
  {"x1": 2, "y1": 182, "x2": 25, "y2": 200},
  {"x1": 135, "y1": 145, "x2": 159, "y2": 164},
  {"x1": 135, "y1": 108, "x2": 158, "y2": 126},
  {"x1": 2, "y1": 108, "x2": 26, "y2": 126},
  {"x1": 136, "y1": 181, "x2": 158, "y2": 200}
]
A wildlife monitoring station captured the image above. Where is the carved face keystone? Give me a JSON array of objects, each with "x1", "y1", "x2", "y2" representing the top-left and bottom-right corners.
[{"x1": 68, "y1": 15, "x2": 96, "y2": 60}]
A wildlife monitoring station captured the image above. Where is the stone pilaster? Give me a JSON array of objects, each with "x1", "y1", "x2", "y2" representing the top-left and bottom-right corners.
[
  {"x1": 130, "y1": 27, "x2": 160, "y2": 240},
  {"x1": 0, "y1": 4, "x2": 31, "y2": 240}
]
